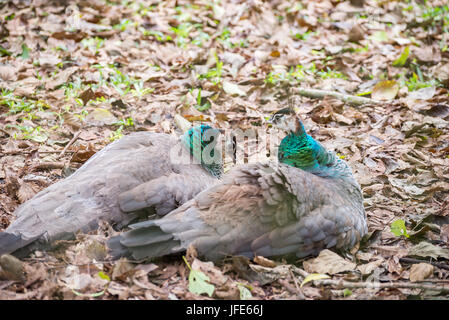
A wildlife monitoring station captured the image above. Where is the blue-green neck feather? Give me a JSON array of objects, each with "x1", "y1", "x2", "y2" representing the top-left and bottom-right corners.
[
  {"x1": 181, "y1": 124, "x2": 223, "y2": 179},
  {"x1": 278, "y1": 129, "x2": 352, "y2": 179}
]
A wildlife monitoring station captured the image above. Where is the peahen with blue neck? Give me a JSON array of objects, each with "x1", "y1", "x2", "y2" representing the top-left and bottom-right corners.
[
  {"x1": 109, "y1": 107, "x2": 367, "y2": 261},
  {"x1": 0, "y1": 124, "x2": 223, "y2": 257}
]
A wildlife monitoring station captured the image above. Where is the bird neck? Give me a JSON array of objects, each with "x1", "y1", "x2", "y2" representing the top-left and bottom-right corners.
[
  {"x1": 181, "y1": 125, "x2": 223, "y2": 179},
  {"x1": 278, "y1": 126, "x2": 352, "y2": 179}
]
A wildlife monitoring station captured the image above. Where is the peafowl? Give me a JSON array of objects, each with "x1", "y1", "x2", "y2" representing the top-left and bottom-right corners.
[
  {"x1": 0, "y1": 124, "x2": 223, "y2": 257},
  {"x1": 108, "y1": 107, "x2": 367, "y2": 261}
]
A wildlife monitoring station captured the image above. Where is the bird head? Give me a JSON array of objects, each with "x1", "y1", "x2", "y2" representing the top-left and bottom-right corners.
[{"x1": 268, "y1": 107, "x2": 306, "y2": 136}]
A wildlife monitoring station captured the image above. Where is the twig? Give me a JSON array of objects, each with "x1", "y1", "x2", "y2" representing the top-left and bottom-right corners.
[
  {"x1": 0, "y1": 128, "x2": 11, "y2": 136},
  {"x1": 399, "y1": 257, "x2": 449, "y2": 271},
  {"x1": 31, "y1": 162, "x2": 66, "y2": 171},
  {"x1": 0, "y1": 150, "x2": 72, "y2": 156},
  {"x1": 294, "y1": 87, "x2": 380, "y2": 106},
  {"x1": 58, "y1": 130, "x2": 81, "y2": 159},
  {"x1": 291, "y1": 266, "x2": 449, "y2": 293},
  {"x1": 0, "y1": 281, "x2": 15, "y2": 290},
  {"x1": 310, "y1": 279, "x2": 449, "y2": 293}
]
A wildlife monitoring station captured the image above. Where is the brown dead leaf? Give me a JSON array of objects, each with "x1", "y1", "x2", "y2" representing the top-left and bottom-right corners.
[
  {"x1": 357, "y1": 259, "x2": 384, "y2": 275},
  {"x1": 0, "y1": 65, "x2": 17, "y2": 81},
  {"x1": 409, "y1": 263, "x2": 433, "y2": 282},
  {"x1": 17, "y1": 182, "x2": 39, "y2": 203},
  {"x1": 413, "y1": 45, "x2": 441, "y2": 64},
  {"x1": 303, "y1": 250, "x2": 356, "y2": 275},
  {"x1": 434, "y1": 63, "x2": 449, "y2": 86},
  {"x1": 70, "y1": 143, "x2": 96, "y2": 163},
  {"x1": 441, "y1": 224, "x2": 449, "y2": 243},
  {"x1": 45, "y1": 66, "x2": 78, "y2": 90},
  {"x1": 112, "y1": 258, "x2": 135, "y2": 281},
  {"x1": 51, "y1": 31, "x2": 87, "y2": 42},
  {"x1": 371, "y1": 80, "x2": 399, "y2": 101},
  {"x1": 79, "y1": 88, "x2": 108, "y2": 105},
  {"x1": 348, "y1": 24, "x2": 365, "y2": 42},
  {"x1": 85, "y1": 108, "x2": 118, "y2": 126},
  {"x1": 253, "y1": 256, "x2": 277, "y2": 268}
]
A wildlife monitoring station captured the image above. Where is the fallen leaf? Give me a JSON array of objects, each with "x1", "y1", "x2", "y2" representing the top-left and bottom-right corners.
[
  {"x1": 188, "y1": 268, "x2": 215, "y2": 297},
  {"x1": 348, "y1": 24, "x2": 365, "y2": 42},
  {"x1": 70, "y1": 143, "x2": 96, "y2": 163},
  {"x1": 303, "y1": 250, "x2": 356, "y2": 275},
  {"x1": 223, "y1": 81, "x2": 246, "y2": 96},
  {"x1": 112, "y1": 258, "x2": 135, "y2": 280},
  {"x1": 408, "y1": 86, "x2": 436, "y2": 100},
  {"x1": 253, "y1": 256, "x2": 276, "y2": 268},
  {"x1": 85, "y1": 108, "x2": 118, "y2": 126},
  {"x1": 357, "y1": 259, "x2": 384, "y2": 275},
  {"x1": 393, "y1": 46, "x2": 409, "y2": 67},
  {"x1": 371, "y1": 80, "x2": 399, "y2": 101},
  {"x1": 17, "y1": 182, "x2": 38, "y2": 203},
  {"x1": 409, "y1": 263, "x2": 433, "y2": 282},
  {"x1": 408, "y1": 242, "x2": 449, "y2": 260},
  {"x1": 434, "y1": 63, "x2": 449, "y2": 86},
  {"x1": 300, "y1": 273, "x2": 330, "y2": 287},
  {"x1": 0, "y1": 65, "x2": 18, "y2": 81}
]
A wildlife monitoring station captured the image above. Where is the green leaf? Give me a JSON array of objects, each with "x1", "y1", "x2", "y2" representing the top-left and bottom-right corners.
[
  {"x1": 188, "y1": 269, "x2": 215, "y2": 297},
  {"x1": 390, "y1": 219, "x2": 410, "y2": 238},
  {"x1": 393, "y1": 46, "x2": 409, "y2": 67},
  {"x1": 0, "y1": 46, "x2": 12, "y2": 57},
  {"x1": 97, "y1": 271, "x2": 110, "y2": 282},
  {"x1": 343, "y1": 288, "x2": 352, "y2": 297},
  {"x1": 300, "y1": 273, "x2": 330, "y2": 287},
  {"x1": 20, "y1": 43, "x2": 30, "y2": 59},
  {"x1": 237, "y1": 283, "x2": 253, "y2": 300},
  {"x1": 183, "y1": 256, "x2": 215, "y2": 297}
]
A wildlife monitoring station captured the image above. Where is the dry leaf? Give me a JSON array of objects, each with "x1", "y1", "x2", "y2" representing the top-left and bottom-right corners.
[
  {"x1": 303, "y1": 250, "x2": 356, "y2": 275},
  {"x1": 85, "y1": 108, "x2": 118, "y2": 126},
  {"x1": 356, "y1": 259, "x2": 384, "y2": 275},
  {"x1": 253, "y1": 256, "x2": 277, "y2": 268},
  {"x1": 409, "y1": 263, "x2": 433, "y2": 282},
  {"x1": 17, "y1": 182, "x2": 38, "y2": 203},
  {"x1": 371, "y1": 80, "x2": 399, "y2": 101}
]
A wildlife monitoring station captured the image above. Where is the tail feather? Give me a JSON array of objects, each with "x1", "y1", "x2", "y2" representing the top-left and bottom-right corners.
[
  {"x1": 107, "y1": 222, "x2": 182, "y2": 260},
  {"x1": 0, "y1": 232, "x2": 39, "y2": 256}
]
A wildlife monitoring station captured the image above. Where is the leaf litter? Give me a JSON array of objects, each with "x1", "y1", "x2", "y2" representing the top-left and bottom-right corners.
[{"x1": 0, "y1": 0, "x2": 449, "y2": 300}]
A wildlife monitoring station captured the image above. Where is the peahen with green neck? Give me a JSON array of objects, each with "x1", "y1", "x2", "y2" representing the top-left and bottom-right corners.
[
  {"x1": 109, "y1": 107, "x2": 367, "y2": 261},
  {"x1": 0, "y1": 124, "x2": 223, "y2": 257}
]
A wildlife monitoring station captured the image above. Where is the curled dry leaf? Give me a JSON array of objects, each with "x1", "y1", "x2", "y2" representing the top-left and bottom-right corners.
[
  {"x1": 409, "y1": 263, "x2": 433, "y2": 282},
  {"x1": 253, "y1": 256, "x2": 277, "y2": 268}
]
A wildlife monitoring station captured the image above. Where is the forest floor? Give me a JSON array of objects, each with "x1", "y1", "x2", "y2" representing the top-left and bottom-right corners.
[{"x1": 0, "y1": 0, "x2": 449, "y2": 300}]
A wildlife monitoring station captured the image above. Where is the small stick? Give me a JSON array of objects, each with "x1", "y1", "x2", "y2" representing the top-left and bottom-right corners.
[
  {"x1": 291, "y1": 266, "x2": 449, "y2": 293},
  {"x1": 58, "y1": 130, "x2": 81, "y2": 159},
  {"x1": 31, "y1": 162, "x2": 66, "y2": 171},
  {"x1": 399, "y1": 257, "x2": 449, "y2": 271},
  {"x1": 310, "y1": 279, "x2": 449, "y2": 293},
  {"x1": 0, "y1": 128, "x2": 10, "y2": 136},
  {"x1": 294, "y1": 87, "x2": 380, "y2": 106}
]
